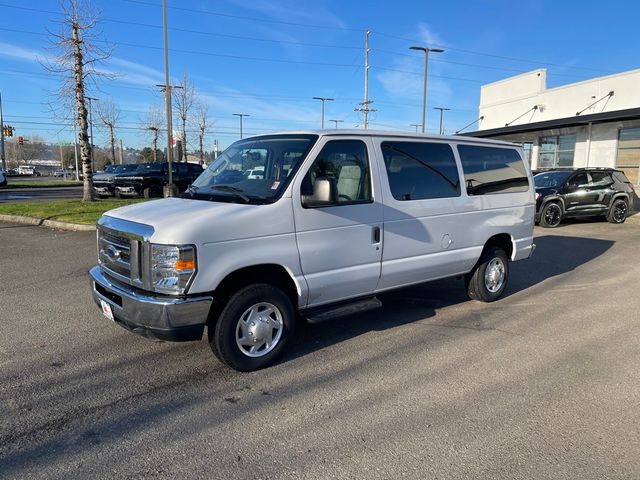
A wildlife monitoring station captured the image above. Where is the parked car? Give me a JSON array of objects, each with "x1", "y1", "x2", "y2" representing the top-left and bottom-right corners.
[
  {"x1": 90, "y1": 131, "x2": 536, "y2": 371},
  {"x1": 113, "y1": 162, "x2": 203, "y2": 198},
  {"x1": 93, "y1": 164, "x2": 137, "y2": 197},
  {"x1": 0, "y1": 168, "x2": 7, "y2": 187},
  {"x1": 52, "y1": 169, "x2": 66, "y2": 178},
  {"x1": 534, "y1": 168, "x2": 634, "y2": 227}
]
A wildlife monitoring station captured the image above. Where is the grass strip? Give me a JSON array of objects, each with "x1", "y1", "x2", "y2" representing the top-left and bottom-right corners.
[
  {"x1": 0, "y1": 199, "x2": 147, "y2": 225},
  {"x1": 5, "y1": 181, "x2": 83, "y2": 188}
]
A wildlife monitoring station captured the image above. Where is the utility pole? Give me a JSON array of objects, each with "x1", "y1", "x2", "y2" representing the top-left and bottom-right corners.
[
  {"x1": 86, "y1": 96, "x2": 98, "y2": 172},
  {"x1": 433, "y1": 107, "x2": 451, "y2": 134},
  {"x1": 161, "y1": 0, "x2": 174, "y2": 195},
  {"x1": 409, "y1": 46, "x2": 444, "y2": 133},
  {"x1": 312, "y1": 97, "x2": 334, "y2": 128},
  {"x1": 120, "y1": 138, "x2": 124, "y2": 164},
  {"x1": 0, "y1": 91, "x2": 6, "y2": 172},
  {"x1": 355, "y1": 31, "x2": 376, "y2": 128},
  {"x1": 329, "y1": 119, "x2": 343, "y2": 129},
  {"x1": 410, "y1": 123, "x2": 421, "y2": 133},
  {"x1": 233, "y1": 113, "x2": 249, "y2": 139}
]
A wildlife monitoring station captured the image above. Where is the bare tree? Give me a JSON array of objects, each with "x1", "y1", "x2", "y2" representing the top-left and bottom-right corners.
[
  {"x1": 140, "y1": 104, "x2": 164, "y2": 162},
  {"x1": 96, "y1": 99, "x2": 121, "y2": 164},
  {"x1": 43, "y1": 0, "x2": 113, "y2": 201},
  {"x1": 173, "y1": 72, "x2": 195, "y2": 162},
  {"x1": 193, "y1": 102, "x2": 213, "y2": 165}
]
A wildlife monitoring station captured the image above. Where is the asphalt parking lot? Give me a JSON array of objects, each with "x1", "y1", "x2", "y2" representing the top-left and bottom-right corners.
[{"x1": 1, "y1": 220, "x2": 639, "y2": 479}]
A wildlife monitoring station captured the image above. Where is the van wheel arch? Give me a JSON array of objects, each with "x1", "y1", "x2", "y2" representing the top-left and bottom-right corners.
[
  {"x1": 207, "y1": 264, "x2": 299, "y2": 328},
  {"x1": 483, "y1": 233, "x2": 513, "y2": 261}
]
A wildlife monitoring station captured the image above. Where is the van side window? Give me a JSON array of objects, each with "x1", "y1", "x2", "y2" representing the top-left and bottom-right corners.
[
  {"x1": 301, "y1": 140, "x2": 372, "y2": 205},
  {"x1": 457, "y1": 145, "x2": 529, "y2": 195},
  {"x1": 381, "y1": 141, "x2": 460, "y2": 201}
]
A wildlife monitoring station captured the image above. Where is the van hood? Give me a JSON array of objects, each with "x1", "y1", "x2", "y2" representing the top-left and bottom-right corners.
[{"x1": 102, "y1": 197, "x2": 294, "y2": 245}]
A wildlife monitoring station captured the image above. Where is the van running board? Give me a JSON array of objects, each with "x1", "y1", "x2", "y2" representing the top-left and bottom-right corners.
[{"x1": 305, "y1": 297, "x2": 382, "y2": 324}]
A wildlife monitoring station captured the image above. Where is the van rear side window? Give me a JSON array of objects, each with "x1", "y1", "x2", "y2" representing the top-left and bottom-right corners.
[
  {"x1": 381, "y1": 141, "x2": 460, "y2": 201},
  {"x1": 457, "y1": 145, "x2": 529, "y2": 195}
]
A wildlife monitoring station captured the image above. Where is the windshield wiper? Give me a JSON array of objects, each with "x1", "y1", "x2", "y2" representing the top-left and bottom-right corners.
[{"x1": 212, "y1": 185, "x2": 251, "y2": 203}]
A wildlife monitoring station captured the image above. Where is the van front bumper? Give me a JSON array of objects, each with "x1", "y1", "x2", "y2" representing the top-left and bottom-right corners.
[{"x1": 89, "y1": 265, "x2": 213, "y2": 342}]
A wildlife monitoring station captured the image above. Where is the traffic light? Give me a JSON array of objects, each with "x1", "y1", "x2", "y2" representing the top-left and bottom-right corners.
[
  {"x1": 18, "y1": 136, "x2": 24, "y2": 145},
  {"x1": 2, "y1": 125, "x2": 13, "y2": 137}
]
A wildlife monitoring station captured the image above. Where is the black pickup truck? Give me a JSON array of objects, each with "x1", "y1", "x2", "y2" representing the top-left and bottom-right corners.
[
  {"x1": 113, "y1": 162, "x2": 204, "y2": 198},
  {"x1": 93, "y1": 164, "x2": 138, "y2": 197}
]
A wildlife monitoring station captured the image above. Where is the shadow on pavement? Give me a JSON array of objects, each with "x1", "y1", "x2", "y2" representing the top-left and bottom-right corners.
[{"x1": 285, "y1": 234, "x2": 614, "y2": 364}]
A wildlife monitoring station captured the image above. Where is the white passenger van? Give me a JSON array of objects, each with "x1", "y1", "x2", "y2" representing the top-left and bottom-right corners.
[{"x1": 90, "y1": 130, "x2": 535, "y2": 371}]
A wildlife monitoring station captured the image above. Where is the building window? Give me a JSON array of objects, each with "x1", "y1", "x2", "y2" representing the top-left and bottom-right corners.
[
  {"x1": 616, "y1": 128, "x2": 640, "y2": 184},
  {"x1": 538, "y1": 134, "x2": 576, "y2": 168}
]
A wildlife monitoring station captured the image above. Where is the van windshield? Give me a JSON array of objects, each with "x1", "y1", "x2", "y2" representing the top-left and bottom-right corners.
[{"x1": 187, "y1": 134, "x2": 318, "y2": 204}]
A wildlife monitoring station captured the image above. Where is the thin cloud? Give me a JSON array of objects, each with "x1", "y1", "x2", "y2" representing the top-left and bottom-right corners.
[
  {"x1": 225, "y1": 0, "x2": 347, "y2": 29},
  {"x1": 0, "y1": 42, "x2": 49, "y2": 64}
]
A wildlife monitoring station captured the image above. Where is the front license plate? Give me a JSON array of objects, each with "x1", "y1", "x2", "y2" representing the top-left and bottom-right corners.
[{"x1": 100, "y1": 299, "x2": 115, "y2": 321}]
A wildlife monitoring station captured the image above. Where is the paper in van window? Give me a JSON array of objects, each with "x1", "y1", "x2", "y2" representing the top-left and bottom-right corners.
[{"x1": 271, "y1": 181, "x2": 280, "y2": 190}]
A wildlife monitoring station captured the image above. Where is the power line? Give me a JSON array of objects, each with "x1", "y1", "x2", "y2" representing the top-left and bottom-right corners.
[
  {"x1": 370, "y1": 31, "x2": 611, "y2": 74},
  {"x1": 121, "y1": 0, "x2": 364, "y2": 32},
  {"x1": 0, "y1": 2, "x2": 613, "y2": 75}
]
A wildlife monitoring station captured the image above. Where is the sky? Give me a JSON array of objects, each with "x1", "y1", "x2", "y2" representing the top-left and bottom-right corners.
[{"x1": 0, "y1": 0, "x2": 638, "y2": 152}]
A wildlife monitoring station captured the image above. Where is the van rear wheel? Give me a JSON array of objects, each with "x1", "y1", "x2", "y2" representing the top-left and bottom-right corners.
[
  {"x1": 209, "y1": 284, "x2": 295, "y2": 371},
  {"x1": 465, "y1": 246, "x2": 509, "y2": 302}
]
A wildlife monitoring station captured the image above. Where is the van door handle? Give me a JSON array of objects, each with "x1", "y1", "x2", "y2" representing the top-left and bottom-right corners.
[{"x1": 372, "y1": 226, "x2": 381, "y2": 244}]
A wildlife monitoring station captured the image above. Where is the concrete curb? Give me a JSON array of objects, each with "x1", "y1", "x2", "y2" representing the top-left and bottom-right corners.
[{"x1": 0, "y1": 214, "x2": 96, "y2": 232}]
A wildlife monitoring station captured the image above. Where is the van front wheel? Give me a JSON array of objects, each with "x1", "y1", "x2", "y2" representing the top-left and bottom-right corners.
[
  {"x1": 465, "y1": 247, "x2": 509, "y2": 302},
  {"x1": 209, "y1": 284, "x2": 295, "y2": 372}
]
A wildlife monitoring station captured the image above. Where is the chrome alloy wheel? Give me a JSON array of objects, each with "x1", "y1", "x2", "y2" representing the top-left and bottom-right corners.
[
  {"x1": 235, "y1": 302, "x2": 284, "y2": 358},
  {"x1": 484, "y1": 257, "x2": 506, "y2": 293},
  {"x1": 613, "y1": 201, "x2": 627, "y2": 223}
]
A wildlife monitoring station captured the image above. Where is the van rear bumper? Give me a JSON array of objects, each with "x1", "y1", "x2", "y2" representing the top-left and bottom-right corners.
[{"x1": 89, "y1": 266, "x2": 213, "y2": 342}]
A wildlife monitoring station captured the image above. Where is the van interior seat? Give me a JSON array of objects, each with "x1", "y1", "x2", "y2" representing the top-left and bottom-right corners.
[{"x1": 337, "y1": 163, "x2": 363, "y2": 200}]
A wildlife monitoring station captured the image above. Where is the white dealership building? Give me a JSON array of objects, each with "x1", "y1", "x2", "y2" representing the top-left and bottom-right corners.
[{"x1": 466, "y1": 68, "x2": 640, "y2": 184}]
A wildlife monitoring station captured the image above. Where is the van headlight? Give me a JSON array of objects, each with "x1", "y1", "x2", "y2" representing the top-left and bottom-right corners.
[{"x1": 150, "y1": 244, "x2": 197, "y2": 294}]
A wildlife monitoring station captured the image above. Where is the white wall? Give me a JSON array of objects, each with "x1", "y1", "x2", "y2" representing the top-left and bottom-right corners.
[{"x1": 479, "y1": 69, "x2": 640, "y2": 131}]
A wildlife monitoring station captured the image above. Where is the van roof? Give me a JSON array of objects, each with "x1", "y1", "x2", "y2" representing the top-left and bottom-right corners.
[{"x1": 245, "y1": 129, "x2": 517, "y2": 147}]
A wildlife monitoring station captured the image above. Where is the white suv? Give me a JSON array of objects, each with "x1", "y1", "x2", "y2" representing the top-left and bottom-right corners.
[{"x1": 90, "y1": 130, "x2": 536, "y2": 371}]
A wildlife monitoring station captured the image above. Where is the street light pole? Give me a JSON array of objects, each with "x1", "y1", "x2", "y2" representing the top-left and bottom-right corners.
[
  {"x1": 410, "y1": 46, "x2": 444, "y2": 133},
  {"x1": 233, "y1": 113, "x2": 249, "y2": 139},
  {"x1": 312, "y1": 97, "x2": 334, "y2": 128},
  {"x1": 0, "y1": 91, "x2": 6, "y2": 172},
  {"x1": 410, "y1": 123, "x2": 421, "y2": 133},
  {"x1": 161, "y1": 0, "x2": 175, "y2": 195},
  {"x1": 433, "y1": 107, "x2": 451, "y2": 134},
  {"x1": 329, "y1": 119, "x2": 343, "y2": 129}
]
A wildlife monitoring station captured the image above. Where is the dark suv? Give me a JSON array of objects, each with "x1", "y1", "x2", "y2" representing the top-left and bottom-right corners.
[
  {"x1": 534, "y1": 168, "x2": 635, "y2": 227},
  {"x1": 114, "y1": 162, "x2": 203, "y2": 198}
]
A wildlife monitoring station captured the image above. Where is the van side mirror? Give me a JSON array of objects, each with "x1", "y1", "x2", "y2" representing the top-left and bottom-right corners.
[{"x1": 301, "y1": 177, "x2": 338, "y2": 207}]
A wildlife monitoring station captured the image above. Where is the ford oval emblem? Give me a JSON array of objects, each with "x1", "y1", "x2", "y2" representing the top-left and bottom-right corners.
[{"x1": 104, "y1": 244, "x2": 120, "y2": 262}]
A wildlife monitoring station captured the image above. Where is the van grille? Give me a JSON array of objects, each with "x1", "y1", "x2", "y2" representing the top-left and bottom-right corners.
[{"x1": 98, "y1": 227, "x2": 141, "y2": 285}]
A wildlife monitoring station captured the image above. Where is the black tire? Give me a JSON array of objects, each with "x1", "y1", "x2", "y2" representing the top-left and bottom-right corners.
[
  {"x1": 540, "y1": 202, "x2": 562, "y2": 228},
  {"x1": 209, "y1": 284, "x2": 295, "y2": 372},
  {"x1": 465, "y1": 246, "x2": 509, "y2": 302},
  {"x1": 607, "y1": 198, "x2": 628, "y2": 224}
]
